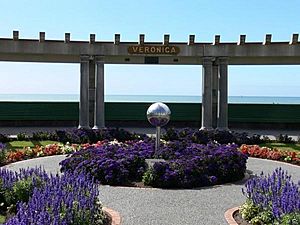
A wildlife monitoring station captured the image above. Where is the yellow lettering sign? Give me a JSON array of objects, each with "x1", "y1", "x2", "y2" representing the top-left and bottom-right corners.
[
  {"x1": 132, "y1": 46, "x2": 139, "y2": 53},
  {"x1": 171, "y1": 47, "x2": 176, "y2": 54},
  {"x1": 128, "y1": 45, "x2": 180, "y2": 55},
  {"x1": 165, "y1": 47, "x2": 170, "y2": 53}
]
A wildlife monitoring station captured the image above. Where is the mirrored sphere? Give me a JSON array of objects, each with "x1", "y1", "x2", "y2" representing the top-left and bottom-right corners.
[{"x1": 146, "y1": 102, "x2": 171, "y2": 127}]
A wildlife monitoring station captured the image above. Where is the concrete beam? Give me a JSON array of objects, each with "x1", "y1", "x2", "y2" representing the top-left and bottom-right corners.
[
  {"x1": 290, "y1": 34, "x2": 299, "y2": 45},
  {"x1": 1, "y1": 33, "x2": 300, "y2": 64},
  {"x1": 139, "y1": 34, "x2": 145, "y2": 45},
  {"x1": 90, "y1": 34, "x2": 96, "y2": 44},
  {"x1": 164, "y1": 34, "x2": 170, "y2": 45},
  {"x1": 65, "y1": 33, "x2": 70, "y2": 43},
  {"x1": 264, "y1": 34, "x2": 272, "y2": 45},
  {"x1": 114, "y1": 34, "x2": 120, "y2": 45},
  {"x1": 238, "y1": 35, "x2": 246, "y2": 45},
  {"x1": 214, "y1": 35, "x2": 220, "y2": 45},
  {"x1": 13, "y1": 31, "x2": 19, "y2": 41},
  {"x1": 39, "y1": 32, "x2": 45, "y2": 42},
  {"x1": 189, "y1": 35, "x2": 195, "y2": 45}
]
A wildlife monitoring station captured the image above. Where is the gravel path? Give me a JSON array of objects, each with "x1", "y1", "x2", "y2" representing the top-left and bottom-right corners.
[{"x1": 3, "y1": 156, "x2": 300, "y2": 225}]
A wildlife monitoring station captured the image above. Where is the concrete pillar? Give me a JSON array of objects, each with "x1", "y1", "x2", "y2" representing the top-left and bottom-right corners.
[
  {"x1": 93, "y1": 56, "x2": 105, "y2": 129},
  {"x1": 89, "y1": 59, "x2": 96, "y2": 127},
  {"x1": 78, "y1": 55, "x2": 90, "y2": 129},
  {"x1": 217, "y1": 57, "x2": 229, "y2": 130},
  {"x1": 212, "y1": 63, "x2": 219, "y2": 128},
  {"x1": 201, "y1": 57, "x2": 213, "y2": 130}
]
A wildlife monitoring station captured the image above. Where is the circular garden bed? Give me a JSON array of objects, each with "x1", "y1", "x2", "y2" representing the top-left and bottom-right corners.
[
  {"x1": 0, "y1": 127, "x2": 299, "y2": 224},
  {"x1": 60, "y1": 138, "x2": 248, "y2": 189}
]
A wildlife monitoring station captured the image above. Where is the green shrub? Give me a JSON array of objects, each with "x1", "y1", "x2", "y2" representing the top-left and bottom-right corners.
[
  {"x1": 0, "y1": 144, "x2": 6, "y2": 166},
  {"x1": 16, "y1": 133, "x2": 29, "y2": 141},
  {"x1": 280, "y1": 213, "x2": 300, "y2": 225},
  {"x1": 4, "y1": 177, "x2": 40, "y2": 209},
  {"x1": 142, "y1": 168, "x2": 155, "y2": 186},
  {"x1": 239, "y1": 199, "x2": 260, "y2": 221},
  {"x1": 277, "y1": 134, "x2": 295, "y2": 144}
]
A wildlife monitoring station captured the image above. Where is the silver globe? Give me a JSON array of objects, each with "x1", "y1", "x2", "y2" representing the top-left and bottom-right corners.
[
  {"x1": 147, "y1": 102, "x2": 171, "y2": 156},
  {"x1": 147, "y1": 102, "x2": 171, "y2": 127}
]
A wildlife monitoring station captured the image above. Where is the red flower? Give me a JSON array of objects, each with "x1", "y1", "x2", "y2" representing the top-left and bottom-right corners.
[{"x1": 239, "y1": 145, "x2": 299, "y2": 165}]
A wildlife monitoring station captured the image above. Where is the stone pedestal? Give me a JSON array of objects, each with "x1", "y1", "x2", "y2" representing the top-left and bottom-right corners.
[{"x1": 145, "y1": 159, "x2": 166, "y2": 169}]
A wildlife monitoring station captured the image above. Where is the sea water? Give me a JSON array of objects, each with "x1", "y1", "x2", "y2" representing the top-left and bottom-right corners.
[{"x1": 0, "y1": 94, "x2": 300, "y2": 104}]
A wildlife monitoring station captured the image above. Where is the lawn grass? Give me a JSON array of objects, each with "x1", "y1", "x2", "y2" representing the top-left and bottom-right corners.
[
  {"x1": 5, "y1": 140, "x2": 61, "y2": 151},
  {"x1": 5, "y1": 140, "x2": 300, "y2": 153},
  {"x1": 259, "y1": 142, "x2": 300, "y2": 152}
]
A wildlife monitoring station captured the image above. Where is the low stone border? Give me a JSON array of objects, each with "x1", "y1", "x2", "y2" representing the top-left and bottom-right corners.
[
  {"x1": 103, "y1": 207, "x2": 122, "y2": 225},
  {"x1": 224, "y1": 207, "x2": 239, "y2": 225}
]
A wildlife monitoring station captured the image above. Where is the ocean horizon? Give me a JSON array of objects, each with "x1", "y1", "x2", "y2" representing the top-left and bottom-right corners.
[{"x1": 0, "y1": 94, "x2": 300, "y2": 104}]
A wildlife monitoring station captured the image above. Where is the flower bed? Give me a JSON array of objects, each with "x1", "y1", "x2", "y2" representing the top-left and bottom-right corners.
[
  {"x1": 60, "y1": 140, "x2": 154, "y2": 186},
  {"x1": 240, "y1": 168, "x2": 300, "y2": 224},
  {"x1": 5, "y1": 143, "x2": 80, "y2": 164},
  {"x1": 15, "y1": 128, "x2": 144, "y2": 144},
  {"x1": 60, "y1": 140, "x2": 248, "y2": 188},
  {"x1": 0, "y1": 167, "x2": 106, "y2": 225},
  {"x1": 162, "y1": 128, "x2": 263, "y2": 145},
  {"x1": 240, "y1": 144, "x2": 300, "y2": 165}
]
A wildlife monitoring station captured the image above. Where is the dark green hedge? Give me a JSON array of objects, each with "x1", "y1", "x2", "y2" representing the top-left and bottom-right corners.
[{"x1": 0, "y1": 102, "x2": 299, "y2": 123}]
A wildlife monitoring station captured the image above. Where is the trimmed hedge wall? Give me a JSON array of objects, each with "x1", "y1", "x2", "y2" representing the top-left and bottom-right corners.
[{"x1": 0, "y1": 102, "x2": 300, "y2": 123}]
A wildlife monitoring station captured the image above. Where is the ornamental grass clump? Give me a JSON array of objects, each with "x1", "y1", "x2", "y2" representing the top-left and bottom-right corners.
[
  {"x1": 0, "y1": 168, "x2": 105, "y2": 225},
  {"x1": 240, "y1": 168, "x2": 300, "y2": 225}
]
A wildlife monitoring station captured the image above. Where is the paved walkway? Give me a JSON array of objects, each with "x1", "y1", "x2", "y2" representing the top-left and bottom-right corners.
[{"x1": 3, "y1": 156, "x2": 300, "y2": 225}]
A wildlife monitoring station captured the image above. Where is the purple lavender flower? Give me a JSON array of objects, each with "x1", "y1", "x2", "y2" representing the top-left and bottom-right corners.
[
  {"x1": 0, "y1": 142, "x2": 5, "y2": 150},
  {"x1": 60, "y1": 137, "x2": 247, "y2": 188},
  {"x1": 1, "y1": 168, "x2": 104, "y2": 225},
  {"x1": 243, "y1": 168, "x2": 300, "y2": 223}
]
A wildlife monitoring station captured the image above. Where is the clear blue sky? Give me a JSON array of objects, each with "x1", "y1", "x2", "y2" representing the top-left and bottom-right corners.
[{"x1": 0, "y1": 0, "x2": 300, "y2": 96}]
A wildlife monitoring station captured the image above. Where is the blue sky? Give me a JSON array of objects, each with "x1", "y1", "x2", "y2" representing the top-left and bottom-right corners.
[{"x1": 0, "y1": 0, "x2": 300, "y2": 96}]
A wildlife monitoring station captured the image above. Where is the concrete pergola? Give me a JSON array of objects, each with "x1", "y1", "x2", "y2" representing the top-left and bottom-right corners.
[{"x1": 0, "y1": 31, "x2": 300, "y2": 129}]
